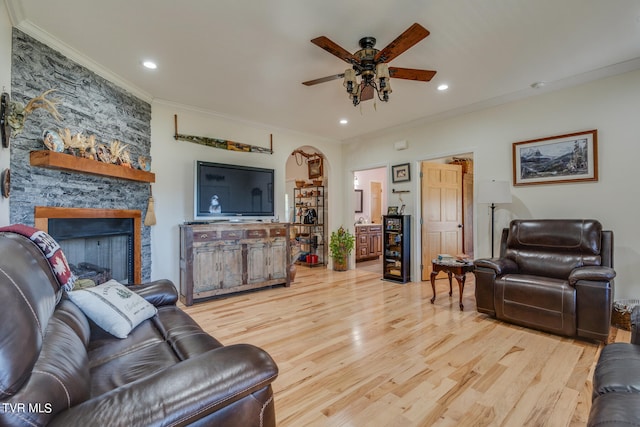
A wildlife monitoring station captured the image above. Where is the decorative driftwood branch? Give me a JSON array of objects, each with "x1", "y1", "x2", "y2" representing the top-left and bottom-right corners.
[{"x1": 173, "y1": 114, "x2": 273, "y2": 154}]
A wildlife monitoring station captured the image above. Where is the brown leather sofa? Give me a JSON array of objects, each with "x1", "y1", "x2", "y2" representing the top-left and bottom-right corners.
[
  {"x1": 474, "y1": 219, "x2": 616, "y2": 342},
  {"x1": 0, "y1": 231, "x2": 278, "y2": 426},
  {"x1": 588, "y1": 305, "x2": 640, "y2": 426}
]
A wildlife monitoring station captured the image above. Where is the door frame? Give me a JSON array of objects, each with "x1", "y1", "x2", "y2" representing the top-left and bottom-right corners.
[{"x1": 414, "y1": 149, "x2": 477, "y2": 282}]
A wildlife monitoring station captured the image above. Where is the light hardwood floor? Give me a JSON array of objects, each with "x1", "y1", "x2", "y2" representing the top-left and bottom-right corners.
[{"x1": 182, "y1": 266, "x2": 628, "y2": 427}]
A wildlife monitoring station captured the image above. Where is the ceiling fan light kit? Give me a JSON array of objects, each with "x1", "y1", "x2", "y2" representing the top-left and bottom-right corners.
[{"x1": 304, "y1": 23, "x2": 437, "y2": 107}]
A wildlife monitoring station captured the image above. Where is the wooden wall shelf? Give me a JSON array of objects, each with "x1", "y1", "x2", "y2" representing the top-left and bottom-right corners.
[{"x1": 30, "y1": 150, "x2": 155, "y2": 183}]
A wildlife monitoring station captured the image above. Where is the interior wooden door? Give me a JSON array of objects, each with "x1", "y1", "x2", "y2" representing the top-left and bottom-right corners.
[
  {"x1": 370, "y1": 181, "x2": 382, "y2": 224},
  {"x1": 420, "y1": 162, "x2": 463, "y2": 280}
]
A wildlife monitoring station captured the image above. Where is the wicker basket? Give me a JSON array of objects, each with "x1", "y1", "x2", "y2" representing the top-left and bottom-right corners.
[{"x1": 612, "y1": 299, "x2": 640, "y2": 330}]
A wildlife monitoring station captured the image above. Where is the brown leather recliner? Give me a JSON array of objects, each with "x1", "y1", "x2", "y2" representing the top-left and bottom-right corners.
[
  {"x1": 474, "y1": 219, "x2": 616, "y2": 342},
  {"x1": 588, "y1": 305, "x2": 640, "y2": 426},
  {"x1": 0, "y1": 231, "x2": 278, "y2": 426}
]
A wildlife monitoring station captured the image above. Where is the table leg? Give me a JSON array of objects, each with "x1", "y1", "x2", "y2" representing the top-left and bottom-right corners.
[
  {"x1": 454, "y1": 272, "x2": 466, "y2": 310},
  {"x1": 430, "y1": 270, "x2": 438, "y2": 303},
  {"x1": 447, "y1": 271, "x2": 453, "y2": 296}
]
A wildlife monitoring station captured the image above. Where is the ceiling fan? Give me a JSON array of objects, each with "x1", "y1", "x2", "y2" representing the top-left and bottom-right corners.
[{"x1": 302, "y1": 23, "x2": 437, "y2": 106}]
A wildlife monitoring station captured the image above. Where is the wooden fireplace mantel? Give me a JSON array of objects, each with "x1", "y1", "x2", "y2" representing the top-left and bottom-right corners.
[
  {"x1": 34, "y1": 207, "x2": 142, "y2": 283},
  {"x1": 30, "y1": 151, "x2": 155, "y2": 183}
]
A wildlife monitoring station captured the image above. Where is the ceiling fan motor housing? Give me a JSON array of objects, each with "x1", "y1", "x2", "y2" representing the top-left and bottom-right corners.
[{"x1": 355, "y1": 37, "x2": 379, "y2": 81}]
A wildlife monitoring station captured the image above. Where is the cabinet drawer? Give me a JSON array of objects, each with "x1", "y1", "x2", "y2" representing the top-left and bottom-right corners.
[
  {"x1": 221, "y1": 230, "x2": 244, "y2": 240},
  {"x1": 368, "y1": 226, "x2": 382, "y2": 233},
  {"x1": 245, "y1": 229, "x2": 267, "y2": 239},
  {"x1": 270, "y1": 228, "x2": 287, "y2": 237},
  {"x1": 193, "y1": 231, "x2": 218, "y2": 242}
]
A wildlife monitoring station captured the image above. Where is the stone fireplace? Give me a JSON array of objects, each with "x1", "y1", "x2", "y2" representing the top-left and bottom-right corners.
[
  {"x1": 9, "y1": 30, "x2": 153, "y2": 282},
  {"x1": 34, "y1": 207, "x2": 142, "y2": 283}
]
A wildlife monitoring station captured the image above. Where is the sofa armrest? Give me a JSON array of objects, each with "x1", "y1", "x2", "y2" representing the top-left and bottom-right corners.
[
  {"x1": 474, "y1": 258, "x2": 518, "y2": 276},
  {"x1": 568, "y1": 266, "x2": 616, "y2": 286},
  {"x1": 48, "y1": 343, "x2": 278, "y2": 427},
  {"x1": 128, "y1": 279, "x2": 178, "y2": 306},
  {"x1": 632, "y1": 306, "x2": 640, "y2": 345},
  {"x1": 574, "y1": 274, "x2": 615, "y2": 342}
]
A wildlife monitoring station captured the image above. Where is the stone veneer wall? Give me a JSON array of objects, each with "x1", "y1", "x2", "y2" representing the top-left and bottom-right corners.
[{"x1": 10, "y1": 29, "x2": 152, "y2": 281}]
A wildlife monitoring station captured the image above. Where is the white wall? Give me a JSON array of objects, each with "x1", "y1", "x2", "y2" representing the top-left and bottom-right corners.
[
  {"x1": 149, "y1": 101, "x2": 343, "y2": 284},
  {"x1": 342, "y1": 69, "x2": 640, "y2": 299},
  {"x1": 0, "y1": 3, "x2": 11, "y2": 225}
]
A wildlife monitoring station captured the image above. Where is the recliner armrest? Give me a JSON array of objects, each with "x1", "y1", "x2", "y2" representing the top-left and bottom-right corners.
[
  {"x1": 48, "y1": 343, "x2": 278, "y2": 427},
  {"x1": 632, "y1": 306, "x2": 640, "y2": 345},
  {"x1": 128, "y1": 279, "x2": 178, "y2": 306},
  {"x1": 568, "y1": 266, "x2": 616, "y2": 286},
  {"x1": 474, "y1": 258, "x2": 518, "y2": 276}
]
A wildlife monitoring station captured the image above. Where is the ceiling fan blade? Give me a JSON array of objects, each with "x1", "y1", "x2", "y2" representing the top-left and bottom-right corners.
[
  {"x1": 302, "y1": 73, "x2": 345, "y2": 86},
  {"x1": 374, "y1": 23, "x2": 430, "y2": 63},
  {"x1": 311, "y1": 36, "x2": 358, "y2": 64},
  {"x1": 389, "y1": 67, "x2": 437, "y2": 82},
  {"x1": 360, "y1": 84, "x2": 374, "y2": 101}
]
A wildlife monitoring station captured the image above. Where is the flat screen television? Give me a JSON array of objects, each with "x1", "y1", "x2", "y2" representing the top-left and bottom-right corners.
[{"x1": 194, "y1": 161, "x2": 275, "y2": 221}]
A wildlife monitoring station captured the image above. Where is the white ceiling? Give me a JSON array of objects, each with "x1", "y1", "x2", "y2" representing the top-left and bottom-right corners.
[{"x1": 6, "y1": 0, "x2": 640, "y2": 142}]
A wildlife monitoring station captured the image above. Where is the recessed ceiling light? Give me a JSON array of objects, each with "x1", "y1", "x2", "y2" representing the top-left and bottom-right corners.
[
  {"x1": 339, "y1": 119, "x2": 348, "y2": 125},
  {"x1": 142, "y1": 60, "x2": 157, "y2": 70},
  {"x1": 437, "y1": 84, "x2": 449, "y2": 91}
]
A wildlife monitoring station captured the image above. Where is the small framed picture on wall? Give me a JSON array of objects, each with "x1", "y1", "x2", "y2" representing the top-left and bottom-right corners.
[
  {"x1": 391, "y1": 163, "x2": 410, "y2": 183},
  {"x1": 308, "y1": 158, "x2": 323, "y2": 179}
]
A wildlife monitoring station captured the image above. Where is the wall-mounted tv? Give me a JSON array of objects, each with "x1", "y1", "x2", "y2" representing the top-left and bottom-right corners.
[{"x1": 194, "y1": 161, "x2": 275, "y2": 221}]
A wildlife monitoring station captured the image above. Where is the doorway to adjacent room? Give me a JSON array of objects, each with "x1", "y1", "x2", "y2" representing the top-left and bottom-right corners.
[
  {"x1": 419, "y1": 156, "x2": 474, "y2": 281},
  {"x1": 354, "y1": 166, "x2": 387, "y2": 274}
]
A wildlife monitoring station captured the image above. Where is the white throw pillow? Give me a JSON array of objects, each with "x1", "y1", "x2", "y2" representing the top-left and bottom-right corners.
[{"x1": 67, "y1": 279, "x2": 157, "y2": 338}]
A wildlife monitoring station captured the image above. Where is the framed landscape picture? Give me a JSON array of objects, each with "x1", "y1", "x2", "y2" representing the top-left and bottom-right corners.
[{"x1": 512, "y1": 129, "x2": 598, "y2": 186}]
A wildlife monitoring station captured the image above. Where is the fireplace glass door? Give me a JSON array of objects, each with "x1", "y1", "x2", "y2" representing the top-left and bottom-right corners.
[{"x1": 48, "y1": 218, "x2": 134, "y2": 285}]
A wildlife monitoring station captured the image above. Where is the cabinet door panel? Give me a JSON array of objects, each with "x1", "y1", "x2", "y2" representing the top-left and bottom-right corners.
[
  {"x1": 370, "y1": 233, "x2": 382, "y2": 256},
  {"x1": 221, "y1": 243, "x2": 243, "y2": 288},
  {"x1": 269, "y1": 238, "x2": 287, "y2": 280},
  {"x1": 193, "y1": 246, "x2": 222, "y2": 293},
  {"x1": 247, "y1": 241, "x2": 269, "y2": 284}
]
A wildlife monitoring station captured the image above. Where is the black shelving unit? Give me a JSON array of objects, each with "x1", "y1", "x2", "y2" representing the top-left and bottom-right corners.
[
  {"x1": 293, "y1": 185, "x2": 326, "y2": 267},
  {"x1": 383, "y1": 215, "x2": 411, "y2": 283}
]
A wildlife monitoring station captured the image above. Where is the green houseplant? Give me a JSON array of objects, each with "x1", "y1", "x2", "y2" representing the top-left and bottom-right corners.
[{"x1": 329, "y1": 226, "x2": 355, "y2": 271}]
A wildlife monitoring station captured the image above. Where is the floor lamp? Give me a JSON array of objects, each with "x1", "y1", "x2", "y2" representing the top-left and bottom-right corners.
[{"x1": 477, "y1": 180, "x2": 512, "y2": 258}]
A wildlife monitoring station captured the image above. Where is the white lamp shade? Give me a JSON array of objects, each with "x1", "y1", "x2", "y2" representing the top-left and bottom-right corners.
[{"x1": 477, "y1": 180, "x2": 512, "y2": 204}]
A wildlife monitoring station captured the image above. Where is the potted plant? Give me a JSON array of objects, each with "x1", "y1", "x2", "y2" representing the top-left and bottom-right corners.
[{"x1": 329, "y1": 226, "x2": 355, "y2": 271}]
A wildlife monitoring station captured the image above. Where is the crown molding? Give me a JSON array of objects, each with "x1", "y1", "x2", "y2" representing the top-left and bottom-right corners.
[
  {"x1": 6, "y1": 7, "x2": 153, "y2": 104},
  {"x1": 4, "y1": 0, "x2": 25, "y2": 25}
]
